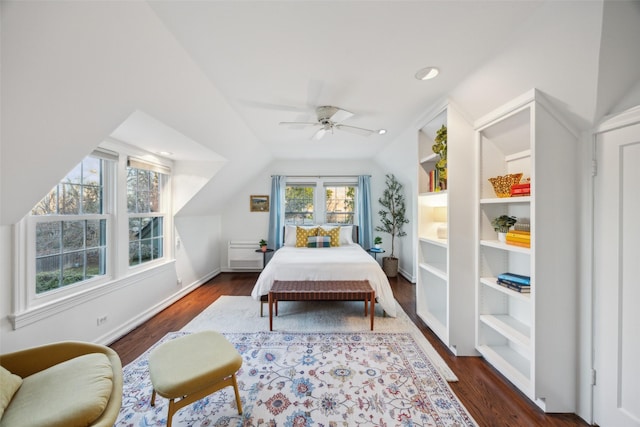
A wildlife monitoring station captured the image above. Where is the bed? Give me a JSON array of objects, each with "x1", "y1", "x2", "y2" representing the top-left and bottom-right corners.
[{"x1": 250, "y1": 225, "x2": 397, "y2": 317}]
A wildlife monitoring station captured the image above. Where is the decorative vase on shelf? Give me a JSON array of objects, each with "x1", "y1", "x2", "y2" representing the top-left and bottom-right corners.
[{"x1": 497, "y1": 232, "x2": 507, "y2": 242}]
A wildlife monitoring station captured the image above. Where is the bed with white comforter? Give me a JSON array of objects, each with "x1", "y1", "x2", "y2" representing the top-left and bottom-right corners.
[{"x1": 251, "y1": 243, "x2": 397, "y2": 317}]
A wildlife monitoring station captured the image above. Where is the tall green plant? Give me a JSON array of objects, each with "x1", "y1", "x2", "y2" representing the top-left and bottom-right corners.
[{"x1": 375, "y1": 174, "x2": 409, "y2": 258}]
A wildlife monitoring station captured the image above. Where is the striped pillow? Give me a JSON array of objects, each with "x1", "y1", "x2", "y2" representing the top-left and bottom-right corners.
[{"x1": 307, "y1": 236, "x2": 331, "y2": 248}]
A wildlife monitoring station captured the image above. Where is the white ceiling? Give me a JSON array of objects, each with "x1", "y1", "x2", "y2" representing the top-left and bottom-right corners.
[{"x1": 144, "y1": 1, "x2": 548, "y2": 160}]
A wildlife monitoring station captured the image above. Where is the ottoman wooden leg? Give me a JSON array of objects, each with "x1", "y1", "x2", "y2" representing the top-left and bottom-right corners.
[{"x1": 232, "y1": 373, "x2": 243, "y2": 414}]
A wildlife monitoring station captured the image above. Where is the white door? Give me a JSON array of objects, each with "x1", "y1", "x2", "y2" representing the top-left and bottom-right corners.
[{"x1": 593, "y1": 120, "x2": 640, "y2": 427}]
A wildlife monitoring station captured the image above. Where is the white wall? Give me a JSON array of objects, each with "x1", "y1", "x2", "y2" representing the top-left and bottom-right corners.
[
  {"x1": 374, "y1": 121, "x2": 420, "y2": 282},
  {"x1": 219, "y1": 158, "x2": 396, "y2": 269},
  {"x1": 0, "y1": 215, "x2": 221, "y2": 353}
]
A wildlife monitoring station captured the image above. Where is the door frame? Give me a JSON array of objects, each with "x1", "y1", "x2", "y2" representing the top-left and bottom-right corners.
[{"x1": 591, "y1": 105, "x2": 640, "y2": 425}]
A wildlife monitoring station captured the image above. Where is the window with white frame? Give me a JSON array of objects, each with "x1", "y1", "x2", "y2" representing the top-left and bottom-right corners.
[
  {"x1": 31, "y1": 155, "x2": 110, "y2": 295},
  {"x1": 324, "y1": 185, "x2": 355, "y2": 224},
  {"x1": 126, "y1": 159, "x2": 168, "y2": 266},
  {"x1": 17, "y1": 144, "x2": 172, "y2": 321},
  {"x1": 284, "y1": 184, "x2": 315, "y2": 225},
  {"x1": 284, "y1": 178, "x2": 358, "y2": 225}
]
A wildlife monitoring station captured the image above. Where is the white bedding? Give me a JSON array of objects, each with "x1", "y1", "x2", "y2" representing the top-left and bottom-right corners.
[{"x1": 251, "y1": 244, "x2": 397, "y2": 317}]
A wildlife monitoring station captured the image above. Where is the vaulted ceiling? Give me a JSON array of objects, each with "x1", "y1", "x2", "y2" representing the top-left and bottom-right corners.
[{"x1": 2, "y1": 1, "x2": 639, "y2": 223}]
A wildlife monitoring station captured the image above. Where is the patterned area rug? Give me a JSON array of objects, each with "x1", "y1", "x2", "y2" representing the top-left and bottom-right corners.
[{"x1": 117, "y1": 331, "x2": 477, "y2": 426}]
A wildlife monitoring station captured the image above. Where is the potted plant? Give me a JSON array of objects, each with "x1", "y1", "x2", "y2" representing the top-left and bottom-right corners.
[
  {"x1": 491, "y1": 215, "x2": 517, "y2": 242},
  {"x1": 375, "y1": 174, "x2": 409, "y2": 277},
  {"x1": 259, "y1": 239, "x2": 267, "y2": 252},
  {"x1": 374, "y1": 236, "x2": 382, "y2": 249},
  {"x1": 432, "y1": 125, "x2": 447, "y2": 190}
]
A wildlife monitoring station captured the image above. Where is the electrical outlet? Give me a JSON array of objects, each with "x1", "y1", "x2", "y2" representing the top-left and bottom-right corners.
[
  {"x1": 96, "y1": 316, "x2": 107, "y2": 326},
  {"x1": 177, "y1": 278, "x2": 183, "y2": 286}
]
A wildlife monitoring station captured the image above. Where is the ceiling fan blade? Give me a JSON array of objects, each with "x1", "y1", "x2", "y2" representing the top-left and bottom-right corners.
[
  {"x1": 311, "y1": 128, "x2": 328, "y2": 141},
  {"x1": 330, "y1": 108, "x2": 354, "y2": 123},
  {"x1": 335, "y1": 124, "x2": 375, "y2": 136}
]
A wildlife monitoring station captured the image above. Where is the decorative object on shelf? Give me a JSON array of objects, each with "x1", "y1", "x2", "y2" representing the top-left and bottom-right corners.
[
  {"x1": 488, "y1": 173, "x2": 523, "y2": 198},
  {"x1": 491, "y1": 215, "x2": 517, "y2": 242},
  {"x1": 259, "y1": 239, "x2": 267, "y2": 252},
  {"x1": 250, "y1": 195, "x2": 269, "y2": 212},
  {"x1": 437, "y1": 223, "x2": 448, "y2": 239},
  {"x1": 432, "y1": 125, "x2": 447, "y2": 191},
  {"x1": 374, "y1": 236, "x2": 382, "y2": 249},
  {"x1": 376, "y1": 174, "x2": 409, "y2": 277}
]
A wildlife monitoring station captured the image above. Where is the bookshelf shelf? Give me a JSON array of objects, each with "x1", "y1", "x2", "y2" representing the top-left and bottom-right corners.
[
  {"x1": 480, "y1": 314, "x2": 531, "y2": 349},
  {"x1": 480, "y1": 240, "x2": 531, "y2": 254},
  {"x1": 416, "y1": 101, "x2": 476, "y2": 357},
  {"x1": 480, "y1": 277, "x2": 531, "y2": 302},
  {"x1": 474, "y1": 89, "x2": 578, "y2": 413}
]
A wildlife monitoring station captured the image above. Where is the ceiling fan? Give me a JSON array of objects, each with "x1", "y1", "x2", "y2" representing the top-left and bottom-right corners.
[{"x1": 279, "y1": 106, "x2": 384, "y2": 140}]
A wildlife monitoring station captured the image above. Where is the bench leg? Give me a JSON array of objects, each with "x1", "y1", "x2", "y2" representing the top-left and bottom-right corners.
[
  {"x1": 268, "y1": 292, "x2": 273, "y2": 331},
  {"x1": 370, "y1": 291, "x2": 375, "y2": 331}
]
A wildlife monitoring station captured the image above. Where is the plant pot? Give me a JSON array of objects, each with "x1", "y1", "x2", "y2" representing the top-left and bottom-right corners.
[
  {"x1": 382, "y1": 257, "x2": 398, "y2": 277},
  {"x1": 261, "y1": 246, "x2": 267, "y2": 252},
  {"x1": 497, "y1": 232, "x2": 507, "y2": 243},
  {"x1": 374, "y1": 244, "x2": 381, "y2": 249}
]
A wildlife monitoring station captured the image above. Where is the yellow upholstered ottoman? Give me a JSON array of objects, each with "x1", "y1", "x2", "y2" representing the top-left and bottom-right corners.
[{"x1": 148, "y1": 331, "x2": 243, "y2": 427}]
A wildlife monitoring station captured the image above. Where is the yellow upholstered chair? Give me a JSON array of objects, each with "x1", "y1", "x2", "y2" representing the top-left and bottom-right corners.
[{"x1": 0, "y1": 341, "x2": 123, "y2": 427}]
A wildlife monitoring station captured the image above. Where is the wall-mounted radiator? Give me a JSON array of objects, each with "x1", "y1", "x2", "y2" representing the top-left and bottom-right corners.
[{"x1": 228, "y1": 241, "x2": 263, "y2": 270}]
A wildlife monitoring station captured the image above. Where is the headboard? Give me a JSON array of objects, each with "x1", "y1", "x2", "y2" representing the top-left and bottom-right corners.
[{"x1": 283, "y1": 225, "x2": 359, "y2": 245}]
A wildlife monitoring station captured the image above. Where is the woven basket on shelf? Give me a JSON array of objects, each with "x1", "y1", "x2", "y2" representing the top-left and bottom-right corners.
[{"x1": 488, "y1": 173, "x2": 523, "y2": 198}]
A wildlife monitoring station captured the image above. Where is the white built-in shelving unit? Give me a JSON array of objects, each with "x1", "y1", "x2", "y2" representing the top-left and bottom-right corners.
[
  {"x1": 474, "y1": 89, "x2": 578, "y2": 412},
  {"x1": 416, "y1": 102, "x2": 476, "y2": 356}
]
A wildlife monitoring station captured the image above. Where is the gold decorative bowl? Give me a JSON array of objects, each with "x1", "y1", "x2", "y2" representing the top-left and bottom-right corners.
[{"x1": 488, "y1": 173, "x2": 523, "y2": 198}]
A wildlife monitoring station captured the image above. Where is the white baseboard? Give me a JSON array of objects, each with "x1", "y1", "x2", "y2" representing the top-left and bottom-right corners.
[{"x1": 96, "y1": 268, "x2": 221, "y2": 346}]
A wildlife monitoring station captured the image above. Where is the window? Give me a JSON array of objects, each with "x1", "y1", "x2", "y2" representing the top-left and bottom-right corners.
[
  {"x1": 17, "y1": 143, "x2": 172, "y2": 321},
  {"x1": 31, "y1": 156, "x2": 108, "y2": 294},
  {"x1": 324, "y1": 185, "x2": 355, "y2": 224},
  {"x1": 284, "y1": 179, "x2": 358, "y2": 225},
  {"x1": 126, "y1": 163, "x2": 167, "y2": 266},
  {"x1": 285, "y1": 185, "x2": 315, "y2": 225}
]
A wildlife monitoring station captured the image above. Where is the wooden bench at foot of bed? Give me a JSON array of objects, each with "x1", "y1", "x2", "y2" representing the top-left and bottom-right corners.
[{"x1": 266, "y1": 280, "x2": 375, "y2": 331}]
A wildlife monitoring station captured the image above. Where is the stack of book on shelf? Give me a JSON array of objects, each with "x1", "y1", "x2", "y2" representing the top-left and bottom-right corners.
[
  {"x1": 428, "y1": 169, "x2": 443, "y2": 192},
  {"x1": 497, "y1": 272, "x2": 531, "y2": 293},
  {"x1": 505, "y1": 229, "x2": 530, "y2": 248},
  {"x1": 510, "y1": 182, "x2": 531, "y2": 196}
]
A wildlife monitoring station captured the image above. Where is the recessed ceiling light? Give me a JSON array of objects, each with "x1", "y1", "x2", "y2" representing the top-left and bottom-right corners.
[
  {"x1": 378, "y1": 129, "x2": 387, "y2": 135},
  {"x1": 415, "y1": 67, "x2": 439, "y2": 81},
  {"x1": 157, "y1": 151, "x2": 173, "y2": 156}
]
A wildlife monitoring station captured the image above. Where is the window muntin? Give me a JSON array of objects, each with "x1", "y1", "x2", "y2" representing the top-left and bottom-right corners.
[
  {"x1": 31, "y1": 156, "x2": 108, "y2": 294},
  {"x1": 325, "y1": 185, "x2": 355, "y2": 224},
  {"x1": 285, "y1": 185, "x2": 315, "y2": 225},
  {"x1": 127, "y1": 166, "x2": 166, "y2": 266}
]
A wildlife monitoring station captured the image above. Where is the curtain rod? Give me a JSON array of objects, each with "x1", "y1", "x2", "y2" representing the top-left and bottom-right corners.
[{"x1": 271, "y1": 174, "x2": 371, "y2": 178}]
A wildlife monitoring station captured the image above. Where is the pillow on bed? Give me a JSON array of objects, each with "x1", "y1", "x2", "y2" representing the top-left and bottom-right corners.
[
  {"x1": 296, "y1": 227, "x2": 318, "y2": 247},
  {"x1": 285, "y1": 225, "x2": 314, "y2": 246},
  {"x1": 318, "y1": 227, "x2": 340, "y2": 247},
  {"x1": 284, "y1": 225, "x2": 297, "y2": 246},
  {"x1": 339, "y1": 225, "x2": 354, "y2": 245},
  {"x1": 307, "y1": 235, "x2": 331, "y2": 248}
]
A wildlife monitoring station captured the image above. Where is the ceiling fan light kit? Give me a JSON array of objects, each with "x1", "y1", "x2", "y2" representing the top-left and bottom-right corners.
[{"x1": 279, "y1": 105, "x2": 383, "y2": 140}]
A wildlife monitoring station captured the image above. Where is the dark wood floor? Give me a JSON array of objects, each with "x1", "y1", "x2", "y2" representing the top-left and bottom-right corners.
[{"x1": 110, "y1": 272, "x2": 590, "y2": 427}]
